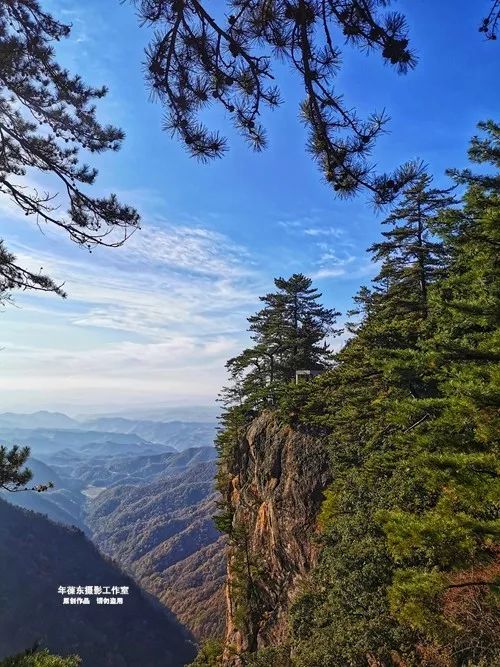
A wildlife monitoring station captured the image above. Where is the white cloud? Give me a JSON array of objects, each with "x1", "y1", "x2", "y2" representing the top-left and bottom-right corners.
[
  {"x1": 0, "y1": 192, "x2": 377, "y2": 411},
  {"x1": 312, "y1": 268, "x2": 347, "y2": 279},
  {"x1": 0, "y1": 219, "x2": 266, "y2": 408},
  {"x1": 303, "y1": 226, "x2": 345, "y2": 238}
]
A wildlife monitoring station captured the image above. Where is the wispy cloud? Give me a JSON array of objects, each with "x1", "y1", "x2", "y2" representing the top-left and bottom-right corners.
[
  {"x1": 303, "y1": 226, "x2": 345, "y2": 238},
  {"x1": 276, "y1": 218, "x2": 374, "y2": 283},
  {"x1": 0, "y1": 218, "x2": 266, "y2": 409}
]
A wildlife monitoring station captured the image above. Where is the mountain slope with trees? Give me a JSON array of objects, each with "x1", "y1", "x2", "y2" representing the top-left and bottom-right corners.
[
  {"x1": 86, "y1": 461, "x2": 226, "y2": 641},
  {"x1": 0, "y1": 499, "x2": 195, "y2": 667},
  {"x1": 204, "y1": 121, "x2": 500, "y2": 667}
]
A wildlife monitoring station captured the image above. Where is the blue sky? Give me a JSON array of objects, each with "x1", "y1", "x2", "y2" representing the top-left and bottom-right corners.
[{"x1": 0, "y1": 0, "x2": 498, "y2": 414}]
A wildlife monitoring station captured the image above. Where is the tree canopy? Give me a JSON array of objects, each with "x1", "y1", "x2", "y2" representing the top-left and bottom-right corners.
[
  {"x1": 0, "y1": 648, "x2": 80, "y2": 667},
  {"x1": 133, "y1": 0, "x2": 423, "y2": 205},
  {"x1": 132, "y1": 1, "x2": 499, "y2": 205},
  {"x1": 0, "y1": 443, "x2": 51, "y2": 493},
  {"x1": 223, "y1": 273, "x2": 340, "y2": 407},
  {"x1": 288, "y1": 121, "x2": 500, "y2": 666},
  {"x1": 0, "y1": 0, "x2": 139, "y2": 299}
]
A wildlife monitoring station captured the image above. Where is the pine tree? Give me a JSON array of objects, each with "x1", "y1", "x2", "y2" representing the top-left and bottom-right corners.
[
  {"x1": 225, "y1": 274, "x2": 340, "y2": 407},
  {"x1": 378, "y1": 121, "x2": 500, "y2": 662},
  {"x1": 369, "y1": 174, "x2": 456, "y2": 322},
  {"x1": 0, "y1": 1, "x2": 139, "y2": 298},
  {"x1": 0, "y1": 445, "x2": 32, "y2": 492},
  {"x1": 132, "y1": 0, "x2": 422, "y2": 205},
  {"x1": 288, "y1": 129, "x2": 499, "y2": 666},
  {"x1": 213, "y1": 126, "x2": 499, "y2": 666},
  {"x1": 0, "y1": 443, "x2": 52, "y2": 493}
]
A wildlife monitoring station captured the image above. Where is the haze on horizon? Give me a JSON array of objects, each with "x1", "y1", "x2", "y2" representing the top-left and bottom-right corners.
[{"x1": 0, "y1": 0, "x2": 498, "y2": 413}]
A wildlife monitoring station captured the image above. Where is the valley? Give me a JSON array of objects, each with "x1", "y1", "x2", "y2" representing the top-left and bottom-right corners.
[{"x1": 0, "y1": 410, "x2": 226, "y2": 663}]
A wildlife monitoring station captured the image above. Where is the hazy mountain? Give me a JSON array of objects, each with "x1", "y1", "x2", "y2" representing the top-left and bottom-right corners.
[
  {"x1": 0, "y1": 413, "x2": 216, "y2": 454},
  {"x1": 0, "y1": 411, "x2": 79, "y2": 430},
  {"x1": 81, "y1": 418, "x2": 217, "y2": 451},
  {"x1": 0, "y1": 427, "x2": 163, "y2": 456},
  {"x1": 0, "y1": 499, "x2": 195, "y2": 667},
  {"x1": 78, "y1": 440, "x2": 174, "y2": 457},
  {"x1": 76, "y1": 405, "x2": 220, "y2": 423},
  {"x1": 0, "y1": 458, "x2": 85, "y2": 529},
  {"x1": 48, "y1": 447, "x2": 217, "y2": 490},
  {"x1": 86, "y1": 461, "x2": 226, "y2": 641},
  {"x1": 24, "y1": 457, "x2": 65, "y2": 488},
  {"x1": 1, "y1": 487, "x2": 85, "y2": 529},
  {"x1": 2, "y1": 443, "x2": 217, "y2": 533},
  {"x1": 0, "y1": 414, "x2": 225, "y2": 642}
]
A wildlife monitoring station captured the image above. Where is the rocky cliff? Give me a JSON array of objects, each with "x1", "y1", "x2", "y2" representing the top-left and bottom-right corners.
[{"x1": 220, "y1": 411, "x2": 330, "y2": 665}]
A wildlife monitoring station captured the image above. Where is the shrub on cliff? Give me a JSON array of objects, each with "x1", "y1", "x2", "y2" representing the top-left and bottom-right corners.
[
  {"x1": 187, "y1": 639, "x2": 223, "y2": 667},
  {"x1": 0, "y1": 648, "x2": 80, "y2": 667}
]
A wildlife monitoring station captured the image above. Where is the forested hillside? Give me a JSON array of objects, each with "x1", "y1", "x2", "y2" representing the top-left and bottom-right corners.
[
  {"x1": 87, "y1": 461, "x2": 226, "y2": 641},
  {"x1": 0, "y1": 499, "x2": 195, "y2": 667},
  {"x1": 0, "y1": 425, "x2": 225, "y2": 646},
  {"x1": 206, "y1": 122, "x2": 500, "y2": 667}
]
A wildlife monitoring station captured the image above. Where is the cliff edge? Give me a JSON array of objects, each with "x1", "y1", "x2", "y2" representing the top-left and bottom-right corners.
[{"x1": 220, "y1": 411, "x2": 330, "y2": 665}]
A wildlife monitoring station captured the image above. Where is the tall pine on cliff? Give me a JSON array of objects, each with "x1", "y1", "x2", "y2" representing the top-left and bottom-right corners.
[
  {"x1": 212, "y1": 274, "x2": 340, "y2": 649},
  {"x1": 223, "y1": 274, "x2": 340, "y2": 409}
]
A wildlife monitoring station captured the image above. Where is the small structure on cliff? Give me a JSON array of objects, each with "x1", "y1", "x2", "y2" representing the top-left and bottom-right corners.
[{"x1": 295, "y1": 369, "x2": 323, "y2": 384}]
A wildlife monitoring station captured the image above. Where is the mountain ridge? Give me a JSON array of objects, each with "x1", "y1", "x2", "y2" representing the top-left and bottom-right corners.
[{"x1": 0, "y1": 498, "x2": 196, "y2": 667}]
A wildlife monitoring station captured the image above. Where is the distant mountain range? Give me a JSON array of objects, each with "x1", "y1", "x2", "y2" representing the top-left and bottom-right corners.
[
  {"x1": 1, "y1": 457, "x2": 85, "y2": 529},
  {"x1": 0, "y1": 411, "x2": 225, "y2": 651},
  {"x1": 0, "y1": 499, "x2": 195, "y2": 667},
  {"x1": 0, "y1": 411, "x2": 217, "y2": 452},
  {"x1": 2, "y1": 447, "x2": 218, "y2": 527},
  {"x1": 76, "y1": 404, "x2": 221, "y2": 423},
  {"x1": 0, "y1": 411, "x2": 79, "y2": 430}
]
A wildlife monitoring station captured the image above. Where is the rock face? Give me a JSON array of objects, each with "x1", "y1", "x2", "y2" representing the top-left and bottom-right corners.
[{"x1": 222, "y1": 412, "x2": 330, "y2": 664}]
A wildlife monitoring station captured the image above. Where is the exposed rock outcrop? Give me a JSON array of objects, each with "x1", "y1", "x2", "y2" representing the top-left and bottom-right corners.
[{"x1": 221, "y1": 411, "x2": 330, "y2": 664}]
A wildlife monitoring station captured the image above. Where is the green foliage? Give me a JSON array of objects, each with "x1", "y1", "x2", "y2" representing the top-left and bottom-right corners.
[
  {"x1": 224, "y1": 274, "x2": 340, "y2": 411},
  {"x1": 0, "y1": 648, "x2": 80, "y2": 667},
  {"x1": 376, "y1": 121, "x2": 500, "y2": 643},
  {"x1": 386, "y1": 569, "x2": 448, "y2": 635},
  {"x1": 0, "y1": 444, "x2": 54, "y2": 494},
  {"x1": 213, "y1": 505, "x2": 234, "y2": 535},
  {"x1": 134, "y1": 1, "x2": 421, "y2": 204},
  {"x1": 244, "y1": 645, "x2": 291, "y2": 667},
  {"x1": 0, "y1": 1, "x2": 139, "y2": 298},
  {"x1": 214, "y1": 122, "x2": 499, "y2": 666},
  {"x1": 0, "y1": 445, "x2": 33, "y2": 492},
  {"x1": 253, "y1": 122, "x2": 500, "y2": 666},
  {"x1": 188, "y1": 639, "x2": 224, "y2": 667}
]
